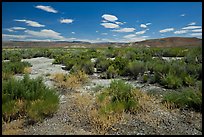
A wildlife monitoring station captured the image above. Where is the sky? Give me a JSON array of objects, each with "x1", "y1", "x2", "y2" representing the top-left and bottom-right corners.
[{"x1": 2, "y1": 2, "x2": 202, "y2": 43}]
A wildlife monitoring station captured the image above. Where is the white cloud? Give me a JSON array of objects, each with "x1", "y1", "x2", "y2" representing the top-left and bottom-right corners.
[
  {"x1": 112, "y1": 28, "x2": 135, "y2": 33},
  {"x1": 146, "y1": 23, "x2": 151, "y2": 26},
  {"x1": 174, "y1": 30, "x2": 188, "y2": 34},
  {"x1": 188, "y1": 22, "x2": 196, "y2": 25},
  {"x1": 2, "y1": 34, "x2": 29, "y2": 39},
  {"x1": 140, "y1": 24, "x2": 147, "y2": 28},
  {"x1": 60, "y1": 19, "x2": 74, "y2": 24},
  {"x1": 135, "y1": 30, "x2": 147, "y2": 35},
  {"x1": 115, "y1": 21, "x2": 123, "y2": 25},
  {"x1": 63, "y1": 37, "x2": 76, "y2": 41},
  {"x1": 5, "y1": 28, "x2": 16, "y2": 32},
  {"x1": 113, "y1": 35, "x2": 117, "y2": 37},
  {"x1": 24, "y1": 39, "x2": 53, "y2": 42},
  {"x1": 180, "y1": 14, "x2": 186, "y2": 16},
  {"x1": 159, "y1": 28, "x2": 174, "y2": 33},
  {"x1": 100, "y1": 23, "x2": 119, "y2": 28},
  {"x1": 141, "y1": 36, "x2": 149, "y2": 38},
  {"x1": 191, "y1": 29, "x2": 202, "y2": 32},
  {"x1": 11, "y1": 27, "x2": 26, "y2": 30},
  {"x1": 35, "y1": 5, "x2": 58, "y2": 13},
  {"x1": 126, "y1": 37, "x2": 146, "y2": 42},
  {"x1": 96, "y1": 31, "x2": 99, "y2": 33},
  {"x1": 25, "y1": 29, "x2": 64, "y2": 40},
  {"x1": 123, "y1": 34, "x2": 136, "y2": 39},
  {"x1": 14, "y1": 19, "x2": 45, "y2": 27},
  {"x1": 182, "y1": 26, "x2": 202, "y2": 30},
  {"x1": 102, "y1": 14, "x2": 118, "y2": 22},
  {"x1": 101, "y1": 33, "x2": 108, "y2": 35},
  {"x1": 102, "y1": 20, "x2": 108, "y2": 23},
  {"x1": 71, "y1": 32, "x2": 75, "y2": 34},
  {"x1": 190, "y1": 33, "x2": 202, "y2": 37}
]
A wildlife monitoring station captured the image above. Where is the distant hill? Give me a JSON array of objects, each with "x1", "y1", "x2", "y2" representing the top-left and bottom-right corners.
[
  {"x1": 2, "y1": 37, "x2": 202, "y2": 48},
  {"x1": 132, "y1": 37, "x2": 202, "y2": 47}
]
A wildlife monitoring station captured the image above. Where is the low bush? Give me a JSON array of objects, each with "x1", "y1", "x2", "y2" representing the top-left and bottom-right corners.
[
  {"x1": 70, "y1": 60, "x2": 94, "y2": 75},
  {"x1": 127, "y1": 61, "x2": 146, "y2": 79},
  {"x1": 163, "y1": 87, "x2": 202, "y2": 111},
  {"x1": 2, "y1": 61, "x2": 32, "y2": 78},
  {"x1": 105, "y1": 65, "x2": 118, "y2": 79},
  {"x1": 160, "y1": 72, "x2": 183, "y2": 89},
  {"x1": 52, "y1": 71, "x2": 88, "y2": 90},
  {"x1": 2, "y1": 75, "x2": 59, "y2": 123},
  {"x1": 181, "y1": 73, "x2": 197, "y2": 87},
  {"x1": 97, "y1": 80, "x2": 140, "y2": 114},
  {"x1": 112, "y1": 57, "x2": 129, "y2": 76},
  {"x1": 95, "y1": 57, "x2": 111, "y2": 72}
]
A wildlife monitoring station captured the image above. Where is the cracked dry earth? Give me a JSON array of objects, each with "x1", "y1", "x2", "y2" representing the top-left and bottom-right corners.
[{"x1": 5, "y1": 57, "x2": 202, "y2": 135}]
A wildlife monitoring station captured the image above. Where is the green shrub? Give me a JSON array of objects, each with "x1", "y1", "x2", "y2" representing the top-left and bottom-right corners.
[
  {"x1": 163, "y1": 87, "x2": 202, "y2": 111},
  {"x1": 95, "y1": 57, "x2": 111, "y2": 72},
  {"x1": 127, "y1": 61, "x2": 146, "y2": 79},
  {"x1": 81, "y1": 60, "x2": 95, "y2": 75},
  {"x1": 142, "y1": 73, "x2": 148, "y2": 83},
  {"x1": 2, "y1": 75, "x2": 59, "y2": 123},
  {"x1": 160, "y1": 72, "x2": 183, "y2": 89},
  {"x1": 106, "y1": 65, "x2": 118, "y2": 79},
  {"x1": 97, "y1": 80, "x2": 139, "y2": 113},
  {"x1": 2, "y1": 61, "x2": 31, "y2": 77},
  {"x1": 63, "y1": 59, "x2": 75, "y2": 70},
  {"x1": 111, "y1": 57, "x2": 129, "y2": 76},
  {"x1": 182, "y1": 74, "x2": 197, "y2": 86}
]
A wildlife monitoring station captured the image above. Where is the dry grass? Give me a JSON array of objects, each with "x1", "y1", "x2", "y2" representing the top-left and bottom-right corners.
[
  {"x1": 52, "y1": 71, "x2": 88, "y2": 90},
  {"x1": 70, "y1": 92, "x2": 124, "y2": 134},
  {"x1": 23, "y1": 67, "x2": 32, "y2": 74},
  {"x1": 2, "y1": 119, "x2": 25, "y2": 135}
]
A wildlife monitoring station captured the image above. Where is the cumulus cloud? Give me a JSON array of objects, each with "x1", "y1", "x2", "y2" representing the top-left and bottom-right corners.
[
  {"x1": 112, "y1": 28, "x2": 135, "y2": 33},
  {"x1": 159, "y1": 28, "x2": 174, "y2": 33},
  {"x1": 188, "y1": 22, "x2": 196, "y2": 26},
  {"x1": 174, "y1": 30, "x2": 188, "y2": 34},
  {"x1": 25, "y1": 29, "x2": 64, "y2": 40},
  {"x1": 60, "y1": 19, "x2": 74, "y2": 24},
  {"x1": 191, "y1": 29, "x2": 202, "y2": 32},
  {"x1": 102, "y1": 14, "x2": 118, "y2": 22},
  {"x1": 123, "y1": 34, "x2": 136, "y2": 39},
  {"x1": 140, "y1": 24, "x2": 147, "y2": 28},
  {"x1": 14, "y1": 19, "x2": 45, "y2": 27},
  {"x1": 71, "y1": 32, "x2": 75, "y2": 34},
  {"x1": 35, "y1": 5, "x2": 58, "y2": 13},
  {"x1": 101, "y1": 23, "x2": 119, "y2": 28},
  {"x1": 182, "y1": 26, "x2": 202, "y2": 30}
]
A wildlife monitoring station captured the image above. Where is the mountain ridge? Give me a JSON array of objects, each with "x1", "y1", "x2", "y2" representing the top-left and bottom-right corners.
[{"x1": 2, "y1": 37, "x2": 202, "y2": 48}]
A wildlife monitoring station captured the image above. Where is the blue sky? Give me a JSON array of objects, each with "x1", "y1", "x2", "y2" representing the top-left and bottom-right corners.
[{"x1": 2, "y1": 2, "x2": 202, "y2": 43}]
